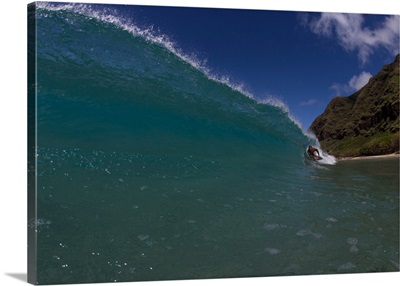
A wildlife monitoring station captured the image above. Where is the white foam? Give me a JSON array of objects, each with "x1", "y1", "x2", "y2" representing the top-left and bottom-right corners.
[
  {"x1": 260, "y1": 96, "x2": 303, "y2": 130},
  {"x1": 318, "y1": 149, "x2": 337, "y2": 165},
  {"x1": 260, "y1": 96, "x2": 289, "y2": 113}
]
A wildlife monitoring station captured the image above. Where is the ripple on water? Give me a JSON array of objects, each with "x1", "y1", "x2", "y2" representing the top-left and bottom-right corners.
[
  {"x1": 263, "y1": 223, "x2": 287, "y2": 231},
  {"x1": 391, "y1": 260, "x2": 400, "y2": 270},
  {"x1": 325, "y1": 217, "x2": 338, "y2": 223},
  {"x1": 349, "y1": 245, "x2": 359, "y2": 253},
  {"x1": 338, "y1": 262, "x2": 356, "y2": 272},
  {"x1": 264, "y1": 247, "x2": 281, "y2": 255},
  {"x1": 312, "y1": 233, "x2": 324, "y2": 239},
  {"x1": 296, "y1": 229, "x2": 312, "y2": 236},
  {"x1": 137, "y1": 234, "x2": 150, "y2": 241},
  {"x1": 346, "y1": 237, "x2": 358, "y2": 245},
  {"x1": 263, "y1": 223, "x2": 280, "y2": 231}
]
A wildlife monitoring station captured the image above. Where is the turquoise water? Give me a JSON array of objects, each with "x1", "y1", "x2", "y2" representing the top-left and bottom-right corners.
[{"x1": 31, "y1": 3, "x2": 399, "y2": 284}]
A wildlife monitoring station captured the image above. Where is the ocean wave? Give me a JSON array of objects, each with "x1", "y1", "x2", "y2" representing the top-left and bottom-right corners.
[
  {"x1": 36, "y1": 2, "x2": 298, "y2": 121},
  {"x1": 34, "y1": 2, "x2": 317, "y2": 164}
]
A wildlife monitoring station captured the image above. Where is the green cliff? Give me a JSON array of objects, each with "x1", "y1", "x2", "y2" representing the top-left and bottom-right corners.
[{"x1": 309, "y1": 54, "x2": 399, "y2": 157}]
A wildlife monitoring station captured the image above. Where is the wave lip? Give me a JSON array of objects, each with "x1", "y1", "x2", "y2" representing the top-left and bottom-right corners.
[{"x1": 36, "y1": 3, "x2": 251, "y2": 97}]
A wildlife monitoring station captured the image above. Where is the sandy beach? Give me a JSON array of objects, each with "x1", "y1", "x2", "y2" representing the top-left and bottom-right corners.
[{"x1": 337, "y1": 153, "x2": 400, "y2": 161}]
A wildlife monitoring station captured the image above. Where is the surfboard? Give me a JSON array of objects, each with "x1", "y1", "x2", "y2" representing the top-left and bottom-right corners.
[
  {"x1": 306, "y1": 148, "x2": 323, "y2": 161},
  {"x1": 306, "y1": 152, "x2": 323, "y2": 161},
  {"x1": 310, "y1": 150, "x2": 322, "y2": 161}
]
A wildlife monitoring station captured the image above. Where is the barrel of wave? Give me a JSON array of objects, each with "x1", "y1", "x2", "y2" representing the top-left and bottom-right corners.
[{"x1": 306, "y1": 131, "x2": 337, "y2": 165}]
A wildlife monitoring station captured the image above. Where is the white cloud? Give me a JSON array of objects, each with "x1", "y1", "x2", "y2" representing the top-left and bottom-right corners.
[
  {"x1": 300, "y1": 99, "x2": 318, "y2": 106},
  {"x1": 348, "y1": 71, "x2": 372, "y2": 91},
  {"x1": 330, "y1": 71, "x2": 372, "y2": 96},
  {"x1": 307, "y1": 13, "x2": 399, "y2": 64},
  {"x1": 330, "y1": 82, "x2": 349, "y2": 96}
]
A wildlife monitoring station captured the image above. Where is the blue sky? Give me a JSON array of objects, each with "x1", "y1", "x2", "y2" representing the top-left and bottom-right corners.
[{"x1": 114, "y1": 5, "x2": 399, "y2": 129}]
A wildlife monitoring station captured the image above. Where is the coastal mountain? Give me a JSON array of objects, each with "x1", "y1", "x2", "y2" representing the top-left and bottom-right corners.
[{"x1": 309, "y1": 54, "x2": 399, "y2": 157}]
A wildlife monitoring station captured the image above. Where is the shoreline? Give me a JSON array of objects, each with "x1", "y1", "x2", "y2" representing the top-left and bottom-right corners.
[{"x1": 337, "y1": 153, "x2": 400, "y2": 161}]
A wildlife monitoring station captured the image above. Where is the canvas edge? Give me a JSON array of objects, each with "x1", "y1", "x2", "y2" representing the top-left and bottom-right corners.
[{"x1": 27, "y1": 2, "x2": 38, "y2": 285}]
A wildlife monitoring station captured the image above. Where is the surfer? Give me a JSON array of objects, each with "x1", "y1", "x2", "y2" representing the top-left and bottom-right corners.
[{"x1": 307, "y1": 145, "x2": 321, "y2": 161}]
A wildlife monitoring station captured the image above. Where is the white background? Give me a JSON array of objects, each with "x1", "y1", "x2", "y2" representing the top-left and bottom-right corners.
[{"x1": 1, "y1": 0, "x2": 399, "y2": 285}]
